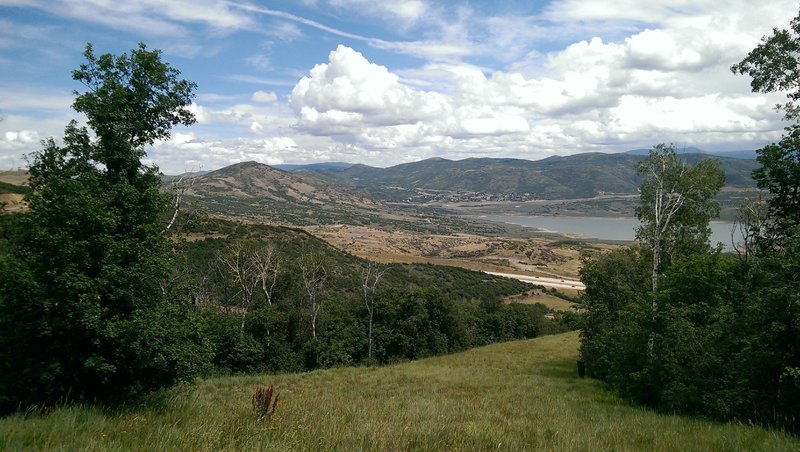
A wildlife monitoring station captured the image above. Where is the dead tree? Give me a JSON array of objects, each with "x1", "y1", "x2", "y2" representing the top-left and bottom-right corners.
[
  {"x1": 219, "y1": 241, "x2": 261, "y2": 330},
  {"x1": 299, "y1": 252, "x2": 328, "y2": 340},
  {"x1": 361, "y1": 261, "x2": 385, "y2": 360},
  {"x1": 732, "y1": 195, "x2": 769, "y2": 262},
  {"x1": 255, "y1": 245, "x2": 281, "y2": 306},
  {"x1": 163, "y1": 170, "x2": 197, "y2": 233}
]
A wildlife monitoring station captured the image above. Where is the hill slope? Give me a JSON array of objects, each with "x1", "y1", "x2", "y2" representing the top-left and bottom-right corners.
[
  {"x1": 170, "y1": 161, "x2": 523, "y2": 233},
  {"x1": 177, "y1": 161, "x2": 383, "y2": 224},
  {"x1": 304, "y1": 153, "x2": 758, "y2": 202},
  {"x1": 0, "y1": 174, "x2": 30, "y2": 212},
  {"x1": 2, "y1": 331, "x2": 795, "y2": 450}
]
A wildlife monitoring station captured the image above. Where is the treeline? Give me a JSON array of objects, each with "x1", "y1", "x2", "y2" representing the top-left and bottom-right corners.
[
  {"x1": 580, "y1": 243, "x2": 799, "y2": 429},
  {"x1": 170, "y1": 220, "x2": 571, "y2": 374},
  {"x1": 580, "y1": 145, "x2": 799, "y2": 431}
]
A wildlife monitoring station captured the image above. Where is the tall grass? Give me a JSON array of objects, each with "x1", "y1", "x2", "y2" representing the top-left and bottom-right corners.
[{"x1": 1, "y1": 332, "x2": 796, "y2": 450}]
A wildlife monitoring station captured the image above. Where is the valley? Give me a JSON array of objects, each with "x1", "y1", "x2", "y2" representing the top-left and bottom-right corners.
[
  {"x1": 3, "y1": 153, "x2": 753, "y2": 291},
  {"x1": 162, "y1": 153, "x2": 756, "y2": 292},
  {"x1": 3, "y1": 8, "x2": 797, "y2": 443},
  {"x1": 303, "y1": 223, "x2": 592, "y2": 283}
]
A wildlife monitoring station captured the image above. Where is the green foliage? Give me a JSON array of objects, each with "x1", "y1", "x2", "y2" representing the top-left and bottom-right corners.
[
  {"x1": 167, "y1": 221, "x2": 562, "y2": 374},
  {"x1": 635, "y1": 144, "x2": 725, "y2": 289},
  {"x1": 578, "y1": 248, "x2": 651, "y2": 382},
  {"x1": 581, "y1": 144, "x2": 798, "y2": 431},
  {"x1": 0, "y1": 43, "x2": 206, "y2": 412},
  {"x1": 752, "y1": 125, "x2": 800, "y2": 242},
  {"x1": 731, "y1": 10, "x2": 800, "y2": 121},
  {"x1": 72, "y1": 42, "x2": 196, "y2": 172}
]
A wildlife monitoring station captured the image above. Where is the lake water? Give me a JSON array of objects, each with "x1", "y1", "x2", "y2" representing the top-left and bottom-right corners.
[{"x1": 480, "y1": 215, "x2": 738, "y2": 249}]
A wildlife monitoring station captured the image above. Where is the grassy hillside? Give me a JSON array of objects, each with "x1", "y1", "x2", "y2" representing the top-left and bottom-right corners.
[
  {"x1": 0, "y1": 180, "x2": 30, "y2": 195},
  {"x1": 304, "y1": 154, "x2": 758, "y2": 202},
  {"x1": 2, "y1": 332, "x2": 795, "y2": 451}
]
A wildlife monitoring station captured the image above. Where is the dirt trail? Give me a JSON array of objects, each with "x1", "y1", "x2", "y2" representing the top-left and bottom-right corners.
[{"x1": 485, "y1": 271, "x2": 585, "y2": 290}]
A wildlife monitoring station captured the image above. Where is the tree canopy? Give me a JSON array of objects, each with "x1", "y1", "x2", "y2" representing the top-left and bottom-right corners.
[
  {"x1": 72, "y1": 43, "x2": 196, "y2": 178},
  {"x1": 0, "y1": 43, "x2": 205, "y2": 411},
  {"x1": 752, "y1": 123, "x2": 800, "y2": 243},
  {"x1": 634, "y1": 143, "x2": 724, "y2": 290},
  {"x1": 731, "y1": 11, "x2": 800, "y2": 121}
]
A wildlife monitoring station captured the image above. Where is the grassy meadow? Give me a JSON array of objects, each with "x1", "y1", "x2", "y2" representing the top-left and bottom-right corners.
[{"x1": 1, "y1": 331, "x2": 796, "y2": 451}]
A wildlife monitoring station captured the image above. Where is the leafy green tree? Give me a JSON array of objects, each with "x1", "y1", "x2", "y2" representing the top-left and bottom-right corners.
[
  {"x1": 731, "y1": 11, "x2": 800, "y2": 121},
  {"x1": 578, "y1": 11, "x2": 800, "y2": 429},
  {"x1": 0, "y1": 43, "x2": 207, "y2": 411},
  {"x1": 734, "y1": 16, "x2": 800, "y2": 429},
  {"x1": 72, "y1": 43, "x2": 196, "y2": 178},
  {"x1": 751, "y1": 127, "x2": 800, "y2": 243},
  {"x1": 579, "y1": 247, "x2": 651, "y2": 381},
  {"x1": 635, "y1": 144, "x2": 725, "y2": 291}
]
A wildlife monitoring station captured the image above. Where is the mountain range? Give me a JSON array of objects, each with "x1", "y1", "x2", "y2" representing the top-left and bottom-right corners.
[
  {"x1": 624, "y1": 148, "x2": 758, "y2": 159},
  {"x1": 291, "y1": 153, "x2": 758, "y2": 202},
  {"x1": 154, "y1": 152, "x2": 762, "y2": 228}
]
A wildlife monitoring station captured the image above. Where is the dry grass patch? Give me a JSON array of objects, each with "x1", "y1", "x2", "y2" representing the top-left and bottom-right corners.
[
  {"x1": 0, "y1": 170, "x2": 29, "y2": 186},
  {"x1": 305, "y1": 224, "x2": 595, "y2": 281},
  {"x1": 0, "y1": 193, "x2": 26, "y2": 212}
]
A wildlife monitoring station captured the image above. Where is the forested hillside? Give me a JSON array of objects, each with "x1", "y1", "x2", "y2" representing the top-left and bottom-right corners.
[
  {"x1": 164, "y1": 218, "x2": 572, "y2": 374},
  {"x1": 299, "y1": 153, "x2": 758, "y2": 201}
]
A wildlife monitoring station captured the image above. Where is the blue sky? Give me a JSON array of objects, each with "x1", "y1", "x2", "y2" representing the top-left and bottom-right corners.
[{"x1": 0, "y1": 0, "x2": 796, "y2": 173}]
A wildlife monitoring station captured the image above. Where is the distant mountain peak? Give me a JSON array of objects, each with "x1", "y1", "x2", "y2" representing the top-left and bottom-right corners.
[{"x1": 275, "y1": 162, "x2": 355, "y2": 171}]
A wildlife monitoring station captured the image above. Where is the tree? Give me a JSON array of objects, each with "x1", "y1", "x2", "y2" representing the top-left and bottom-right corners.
[
  {"x1": 218, "y1": 241, "x2": 262, "y2": 330},
  {"x1": 731, "y1": 195, "x2": 769, "y2": 261},
  {"x1": 751, "y1": 127, "x2": 800, "y2": 244},
  {"x1": 0, "y1": 43, "x2": 206, "y2": 411},
  {"x1": 255, "y1": 244, "x2": 281, "y2": 307},
  {"x1": 218, "y1": 240, "x2": 282, "y2": 330},
  {"x1": 360, "y1": 261, "x2": 385, "y2": 360},
  {"x1": 733, "y1": 12, "x2": 800, "y2": 430},
  {"x1": 298, "y1": 251, "x2": 329, "y2": 340},
  {"x1": 731, "y1": 11, "x2": 800, "y2": 121},
  {"x1": 579, "y1": 247, "x2": 652, "y2": 381},
  {"x1": 635, "y1": 144, "x2": 725, "y2": 291},
  {"x1": 71, "y1": 43, "x2": 196, "y2": 178}
]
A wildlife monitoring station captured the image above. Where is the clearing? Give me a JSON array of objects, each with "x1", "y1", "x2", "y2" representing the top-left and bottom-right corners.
[{"x1": 1, "y1": 332, "x2": 795, "y2": 451}]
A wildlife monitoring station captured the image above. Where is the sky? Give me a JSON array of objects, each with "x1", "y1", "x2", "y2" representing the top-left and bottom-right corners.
[{"x1": 0, "y1": 0, "x2": 797, "y2": 173}]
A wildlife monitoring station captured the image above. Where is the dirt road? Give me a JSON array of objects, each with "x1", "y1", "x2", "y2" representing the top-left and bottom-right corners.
[{"x1": 485, "y1": 271, "x2": 585, "y2": 290}]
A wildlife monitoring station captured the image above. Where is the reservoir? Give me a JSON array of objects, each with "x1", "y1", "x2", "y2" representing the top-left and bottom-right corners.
[{"x1": 481, "y1": 215, "x2": 739, "y2": 249}]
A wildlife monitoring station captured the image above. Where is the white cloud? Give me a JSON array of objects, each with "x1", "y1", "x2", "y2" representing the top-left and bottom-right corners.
[
  {"x1": 3, "y1": 130, "x2": 39, "y2": 143},
  {"x1": 252, "y1": 90, "x2": 278, "y2": 103},
  {"x1": 290, "y1": 45, "x2": 450, "y2": 131},
  {"x1": 0, "y1": 128, "x2": 42, "y2": 168},
  {"x1": 13, "y1": 0, "x2": 254, "y2": 36},
  {"x1": 2, "y1": 0, "x2": 796, "y2": 172},
  {"x1": 263, "y1": 21, "x2": 303, "y2": 42},
  {"x1": 282, "y1": 39, "x2": 787, "y2": 165}
]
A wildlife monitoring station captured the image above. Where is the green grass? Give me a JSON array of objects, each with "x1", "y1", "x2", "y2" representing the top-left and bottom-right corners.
[{"x1": 1, "y1": 332, "x2": 797, "y2": 451}]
